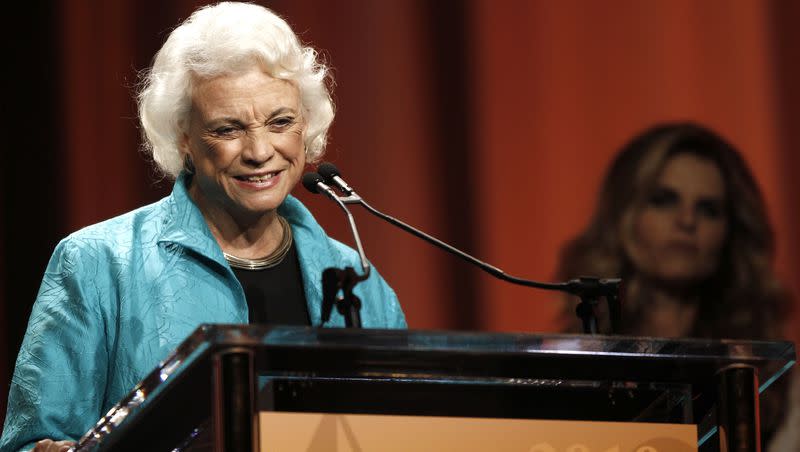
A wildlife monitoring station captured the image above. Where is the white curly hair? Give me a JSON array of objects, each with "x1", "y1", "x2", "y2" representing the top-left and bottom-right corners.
[{"x1": 138, "y1": 2, "x2": 334, "y2": 178}]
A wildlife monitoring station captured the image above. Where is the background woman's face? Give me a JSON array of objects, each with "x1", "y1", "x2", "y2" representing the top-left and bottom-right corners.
[
  {"x1": 626, "y1": 153, "x2": 728, "y2": 287},
  {"x1": 181, "y1": 67, "x2": 306, "y2": 220}
]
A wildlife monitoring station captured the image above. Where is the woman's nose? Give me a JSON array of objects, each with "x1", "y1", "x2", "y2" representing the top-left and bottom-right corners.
[
  {"x1": 242, "y1": 130, "x2": 275, "y2": 165},
  {"x1": 676, "y1": 204, "x2": 697, "y2": 231}
]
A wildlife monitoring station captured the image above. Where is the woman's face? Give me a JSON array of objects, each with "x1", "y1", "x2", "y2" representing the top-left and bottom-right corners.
[
  {"x1": 625, "y1": 153, "x2": 728, "y2": 288},
  {"x1": 181, "y1": 67, "x2": 306, "y2": 221}
]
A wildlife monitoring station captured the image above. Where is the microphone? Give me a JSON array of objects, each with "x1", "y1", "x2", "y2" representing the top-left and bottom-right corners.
[
  {"x1": 301, "y1": 172, "x2": 338, "y2": 201},
  {"x1": 305, "y1": 163, "x2": 623, "y2": 334},
  {"x1": 318, "y1": 162, "x2": 355, "y2": 196},
  {"x1": 301, "y1": 172, "x2": 370, "y2": 275}
]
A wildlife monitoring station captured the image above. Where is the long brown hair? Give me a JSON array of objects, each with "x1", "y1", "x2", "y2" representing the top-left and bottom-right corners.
[{"x1": 557, "y1": 122, "x2": 790, "y2": 339}]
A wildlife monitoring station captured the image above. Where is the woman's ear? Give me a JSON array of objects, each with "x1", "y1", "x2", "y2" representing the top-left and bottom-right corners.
[
  {"x1": 178, "y1": 122, "x2": 190, "y2": 153},
  {"x1": 177, "y1": 115, "x2": 192, "y2": 152},
  {"x1": 178, "y1": 124, "x2": 194, "y2": 173},
  {"x1": 183, "y1": 152, "x2": 195, "y2": 174}
]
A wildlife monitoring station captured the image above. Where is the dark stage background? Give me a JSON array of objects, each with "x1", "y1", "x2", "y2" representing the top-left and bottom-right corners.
[{"x1": 3, "y1": 0, "x2": 800, "y2": 427}]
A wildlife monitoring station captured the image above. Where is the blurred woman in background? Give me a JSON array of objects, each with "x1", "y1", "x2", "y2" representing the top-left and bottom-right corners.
[
  {"x1": 557, "y1": 122, "x2": 789, "y2": 339},
  {"x1": 556, "y1": 122, "x2": 792, "y2": 447}
]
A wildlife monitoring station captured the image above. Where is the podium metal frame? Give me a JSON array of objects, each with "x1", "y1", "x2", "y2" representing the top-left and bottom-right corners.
[{"x1": 72, "y1": 325, "x2": 795, "y2": 452}]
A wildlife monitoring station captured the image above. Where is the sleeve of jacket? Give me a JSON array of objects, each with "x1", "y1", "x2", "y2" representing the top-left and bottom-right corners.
[
  {"x1": 363, "y1": 264, "x2": 407, "y2": 329},
  {"x1": 0, "y1": 237, "x2": 110, "y2": 452}
]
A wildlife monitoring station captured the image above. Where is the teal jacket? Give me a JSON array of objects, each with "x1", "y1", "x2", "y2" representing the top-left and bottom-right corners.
[{"x1": 0, "y1": 175, "x2": 405, "y2": 451}]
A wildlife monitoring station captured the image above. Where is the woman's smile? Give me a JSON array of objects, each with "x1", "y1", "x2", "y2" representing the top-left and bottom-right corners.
[{"x1": 233, "y1": 170, "x2": 283, "y2": 189}]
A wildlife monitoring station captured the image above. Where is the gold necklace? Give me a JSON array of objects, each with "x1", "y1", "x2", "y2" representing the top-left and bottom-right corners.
[{"x1": 223, "y1": 216, "x2": 293, "y2": 270}]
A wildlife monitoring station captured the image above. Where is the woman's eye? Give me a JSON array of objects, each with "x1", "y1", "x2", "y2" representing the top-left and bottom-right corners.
[
  {"x1": 211, "y1": 126, "x2": 239, "y2": 137},
  {"x1": 271, "y1": 117, "x2": 295, "y2": 128},
  {"x1": 646, "y1": 189, "x2": 678, "y2": 208},
  {"x1": 696, "y1": 200, "x2": 724, "y2": 219}
]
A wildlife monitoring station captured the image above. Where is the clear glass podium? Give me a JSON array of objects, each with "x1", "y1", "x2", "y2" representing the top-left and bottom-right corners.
[{"x1": 71, "y1": 325, "x2": 795, "y2": 452}]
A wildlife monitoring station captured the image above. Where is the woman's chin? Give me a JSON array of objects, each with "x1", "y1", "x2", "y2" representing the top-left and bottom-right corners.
[
  {"x1": 231, "y1": 192, "x2": 288, "y2": 214},
  {"x1": 239, "y1": 203, "x2": 283, "y2": 218},
  {"x1": 650, "y1": 271, "x2": 713, "y2": 291}
]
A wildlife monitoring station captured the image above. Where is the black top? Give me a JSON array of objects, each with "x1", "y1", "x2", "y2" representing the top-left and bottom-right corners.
[{"x1": 231, "y1": 243, "x2": 311, "y2": 326}]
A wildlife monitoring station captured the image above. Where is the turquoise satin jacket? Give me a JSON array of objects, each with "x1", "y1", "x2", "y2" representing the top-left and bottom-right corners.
[{"x1": 0, "y1": 175, "x2": 405, "y2": 451}]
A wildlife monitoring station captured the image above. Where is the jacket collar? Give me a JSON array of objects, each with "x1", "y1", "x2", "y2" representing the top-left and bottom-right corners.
[
  {"x1": 157, "y1": 173, "x2": 346, "y2": 327},
  {"x1": 157, "y1": 173, "x2": 228, "y2": 269}
]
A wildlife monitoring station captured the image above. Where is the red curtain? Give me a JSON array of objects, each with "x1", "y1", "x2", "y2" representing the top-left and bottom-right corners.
[{"x1": 3, "y1": 0, "x2": 800, "y2": 423}]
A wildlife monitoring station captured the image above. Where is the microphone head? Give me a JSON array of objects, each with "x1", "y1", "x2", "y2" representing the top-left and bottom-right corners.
[
  {"x1": 317, "y1": 162, "x2": 341, "y2": 181},
  {"x1": 301, "y1": 172, "x2": 324, "y2": 194}
]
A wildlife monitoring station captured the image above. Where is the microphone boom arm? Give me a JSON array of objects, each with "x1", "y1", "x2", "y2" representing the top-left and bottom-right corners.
[
  {"x1": 355, "y1": 197, "x2": 618, "y2": 296},
  {"x1": 355, "y1": 197, "x2": 622, "y2": 334},
  {"x1": 308, "y1": 165, "x2": 623, "y2": 334}
]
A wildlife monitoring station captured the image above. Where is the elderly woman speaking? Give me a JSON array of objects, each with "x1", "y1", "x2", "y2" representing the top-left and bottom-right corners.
[{"x1": 1, "y1": 3, "x2": 405, "y2": 451}]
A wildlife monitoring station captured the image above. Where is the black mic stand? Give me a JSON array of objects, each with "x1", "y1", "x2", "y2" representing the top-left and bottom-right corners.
[
  {"x1": 302, "y1": 173, "x2": 371, "y2": 328},
  {"x1": 321, "y1": 267, "x2": 368, "y2": 328},
  {"x1": 564, "y1": 277, "x2": 622, "y2": 335}
]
